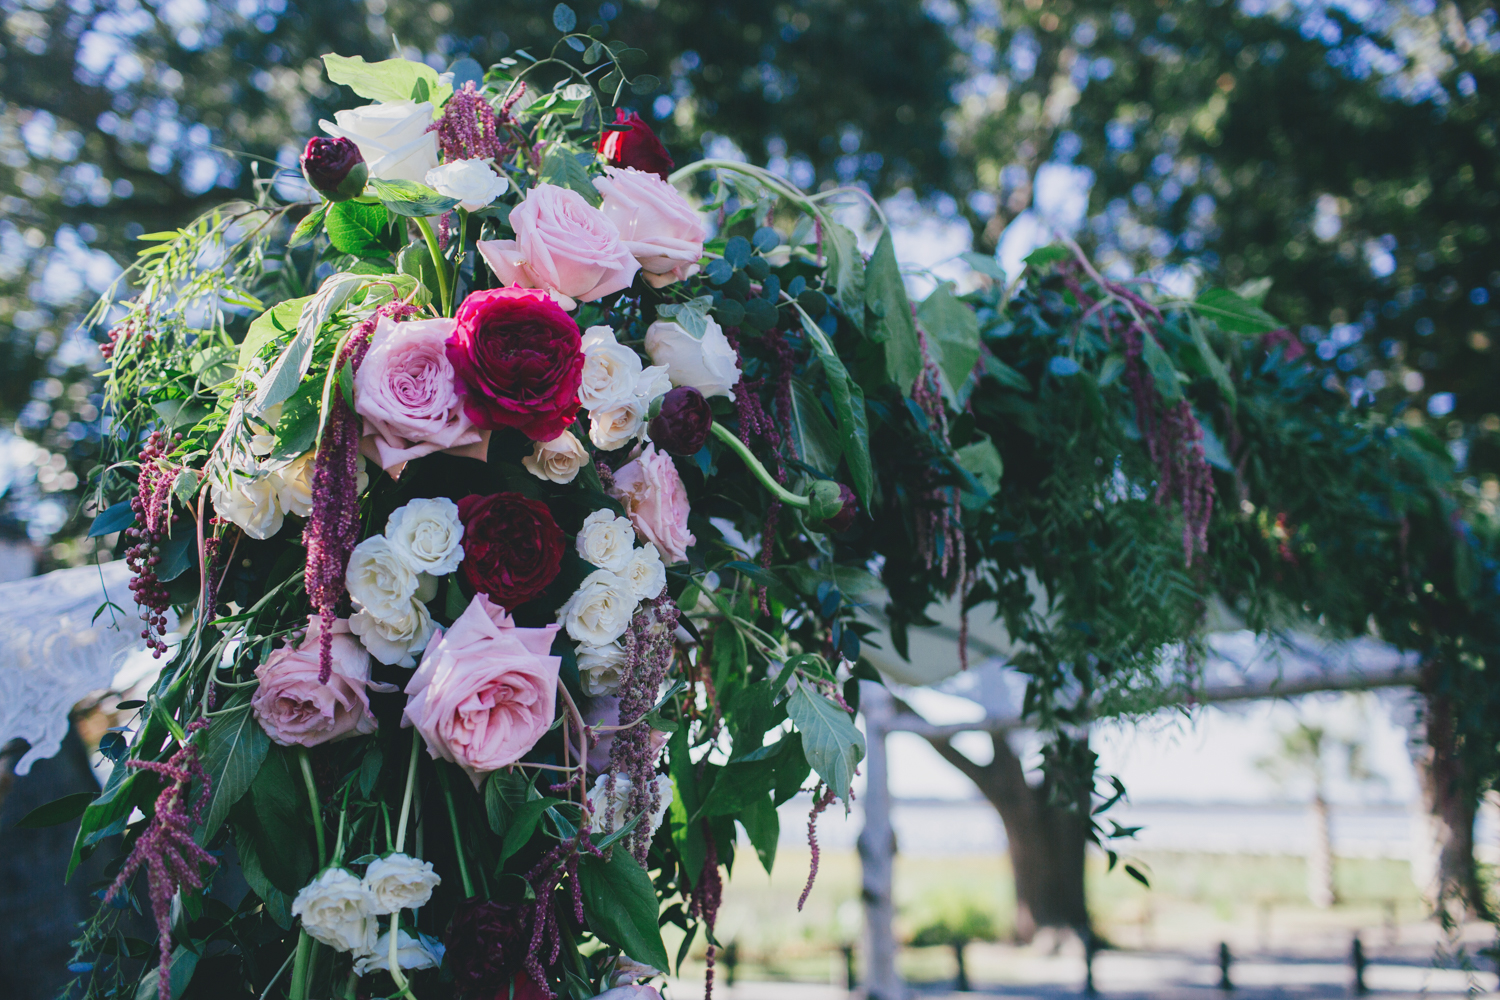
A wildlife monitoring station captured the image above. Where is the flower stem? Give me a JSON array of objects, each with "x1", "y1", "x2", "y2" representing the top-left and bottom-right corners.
[
  {"x1": 288, "y1": 929, "x2": 313, "y2": 1000},
  {"x1": 297, "y1": 747, "x2": 327, "y2": 868},
  {"x1": 710, "y1": 422, "x2": 809, "y2": 508},
  {"x1": 388, "y1": 907, "x2": 418, "y2": 1000},
  {"x1": 397, "y1": 730, "x2": 421, "y2": 852},
  {"x1": 414, "y1": 215, "x2": 452, "y2": 317},
  {"x1": 436, "y1": 765, "x2": 476, "y2": 898}
]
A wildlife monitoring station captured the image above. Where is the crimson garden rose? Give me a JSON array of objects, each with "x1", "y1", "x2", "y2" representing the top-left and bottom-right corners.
[
  {"x1": 299, "y1": 136, "x2": 367, "y2": 202},
  {"x1": 446, "y1": 287, "x2": 585, "y2": 441},
  {"x1": 457, "y1": 491, "x2": 565, "y2": 608},
  {"x1": 595, "y1": 109, "x2": 674, "y2": 180}
]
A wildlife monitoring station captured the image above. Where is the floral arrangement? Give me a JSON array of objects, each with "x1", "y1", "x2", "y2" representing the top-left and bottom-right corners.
[{"x1": 61, "y1": 14, "x2": 986, "y2": 1000}]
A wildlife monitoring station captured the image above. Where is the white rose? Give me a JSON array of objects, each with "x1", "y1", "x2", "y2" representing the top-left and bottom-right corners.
[
  {"x1": 576, "y1": 510, "x2": 636, "y2": 572},
  {"x1": 211, "y1": 471, "x2": 284, "y2": 541},
  {"x1": 319, "y1": 101, "x2": 439, "y2": 184},
  {"x1": 425, "y1": 158, "x2": 509, "y2": 212},
  {"x1": 350, "y1": 597, "x2": 435, "y2": 667},
  {"x1": 361, "y1": 853, "x2": 441, "y2": 914},
  {"x1": 579, "y1": 326, "x2": 644, "y2": 409},
  {"x1": 577, "y1": 641, "x2": 627, "y2": 697},
  {"x1": 291, "y1": 868, "x2": 378, "y2": 955},
  {"x1": 523, "y1": 431, "x2": 590, "y2": 484},
  {"x1": 644, "y1": 316, "x2": 740, "y2": 400},
  {"x1": 385, "y1": 497, "x2": 464, "y2": 576},
  {"x1": 558, "y1": 569, "x2": 637, "y2": 646},
  {"x1": 353, "y1": 929, "x2": 445, "y2": 976},
  {"x1": 588, "y1": 397, "x2": 648, "y2": 452},
  {"x1": 586, "y1": 772, "x2": 674, "y2": 839},
  {"x1": 274, "y1": 451, "x2": 315, "y2": 518},
  {"x1": 622, "y1": 543, "x2": 666, "y2": 601},
  {"x1": 346, "y1": 536, "x2": 419, "y2": 624}
]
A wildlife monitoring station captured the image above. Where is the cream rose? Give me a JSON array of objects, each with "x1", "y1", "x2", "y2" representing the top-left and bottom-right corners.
[
  {"x1": 319, "y1": 101, "x2": 439, "y2": 184},
  {"x1": 522, "y1": 431, "x2": 590, "y2": 484},
  {"x1": 350, "y1": 597, "x2": 434, "y2": 668},
  {"x1": 577, "y1": 641, "x2": 627, "y2": 697},
  {"x1": 594, "y1": 166, "x2": 707, "y2": 288},
  {"x1": 588, "y1": 397, "x2": 648, "y2": 452},
  {"x1": 558, "y1": 569, "x2": 637, "y2": 646},
  {"x1": 361, "y1": 853, "x2": 441, "y2": 914},
  {"x1": 576, "y1": 510, "x2": 636, "y2": 573},
  {"x1": 586, "y1": 772, "x2": 674, "y2": 839},
  {"x1": 274, "y1": 452, "x2": 315, "y2": 518},
  {"x1": 425, "y1": 158, "x2": 508, "y2": 211},
  {"x1": 580, "y1": 325, "x2": 645, "y2": 409},
  {"x1": 291, "y1": 868, "x2": 378, "y2": 955},
  {"x1": 211, "y1": 470, "x2": 284, "y2": 541},
  {"x1": 622, "y1": 543, "x2": 666, "y2": 600},
  {"x1": 354, "y1": 930, "x2": 444, "y2": 976},
  {"x1": 346, "y1": 535, "x2": 419, "y2": 624},
  {"x1": 385, "y1": 498, "x2": 465, "y2": 576},
  {"x1": 644, "y1": 316, "x2": 740, "y2": 400}
]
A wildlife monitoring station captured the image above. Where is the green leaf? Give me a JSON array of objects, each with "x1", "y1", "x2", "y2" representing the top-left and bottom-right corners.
[
  {"x1": 500, "y1": 796, "x2": 564, "y2": 865},
  {"x1": 194, "y1": 698, "x2": 270, "y2": 844},
  {"x1": 89, "y1": 500, "x2": 136, "y2": 538},
  {"x1": 865, "y1": 228, "x2": 921, "y2": 393},
  {"x1": 1190, "y1": 318, "x2": 1237, "y2": 410},
  {"x1": 268, "y1": 383, "x2": 320, "y2": 465},
  {"x1": 172, "y1": 468, "x2": 201, "y2": 507},
  {"x1": 152, "y1": 398, "x2": 210, "y2": 430},
  {"x1": 821, "y1": 220, "x2": 865, "y2": 320},
  {"x1": 918, "y1": 281, "x2": 981, "y2": 403},
  {"x1": 15, "y1": 790, "x2": 96, "y2": 829},
  {"x1": 1194, "y1": 287, "x2": 1279, "y2": 335},
  {"x1": 1023, "y1": 245, "x2": 1071, "y2": 269},
  {"x1": 960, "y1": 251, "x2": 1007, "y2": 280},
  {"x1": 738, "y1": 794, "x2": 779, "y2": 874},
  {"x1": 233, "y1": 744, "x2": 315, "y2": 895},
  {"x1": 338, "y1": 359, "x2": 356, "y2": 411},
  {"x1": 485, "y1": 769, "x2": 530, "y2": 834},
  {"x1": 954, "y1": 435, "x2": 1003, "y2": 499},
  {"x1": 1137, "y1": 331, "x2": 1183, "y2": 404},
  {"x1": 552, "y1": 2, "x2": 577, "y2": 32},
  {"x1": 288, "y1": 204, "x2": 327, "y2": 248},
  {"x1": 578, "y1": 851, "x2": 672, "y2": 972},
  {"x1": 235, "y1": 835, "x2": 293, "y2": 929},
  {"x1": 68, "y1": 770, "x2": 142, "y2": 880},
  {"x1": 654, "y1": 296, "x2": 716, "y2": 339},
  {"x1": 786, "y1": 680, "x2": 864, "y2": 801},
  {"x1": 322, "y1": 54, "x2": 451, "y2": 106},
  {"x1": 133, "y1": 944, "x2": 199, "y2": 1000},
  {"x1": 696, "y1": 756, "x2": 778, "y2": 818},
  {"x1": 445, "y1": 577, "x2": 468, "y2": 621},
  {"x1": 540, "y1": 145, "x2": 600, "y2": 204},
  {"x1": 667, "y1": 726, "x2": 706, "y2": 887},
  {"x1": 802, "y1": 316, "x2": 873, "y2": 507},
  {"x1": 240, "y1": 296, "x2": 312, "y2": 371},
  {"x1": 326, "y1": 200, "x2": 391, "y2": 255},
  {"x1": 358, "y1": 745, "x2": 383, "y2": 799},
  {"x1": 368, "y1": 178, "x2": 461, "y2": 218},
  {"x1": 786, "y1": 381, "x2": 841, "y2": 477}
]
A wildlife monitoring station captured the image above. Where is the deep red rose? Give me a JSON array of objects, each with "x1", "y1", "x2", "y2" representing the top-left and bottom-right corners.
[
  {"x1": 457, "y1": 492, "x2": 565, "y2": 609},
  {"x1": 648, "y1": 385, "x2": 712, "y2": 456},
  {"x1": 299, "y1": 136, "x2": 367, "y2": 202},
  {"x1": 444, "y1": 899, "x2": 533, "y2": 1000},
  {"x1": 596, "y1": 109, "x2": 674, "y2": 181},
  {"x1": 447, "y1": 287, "x2": 584, "y2": 442}
]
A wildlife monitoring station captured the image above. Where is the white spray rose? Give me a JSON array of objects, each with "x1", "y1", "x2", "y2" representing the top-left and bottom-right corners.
[
  {"x1": 579, "y1": 326, "x2": 644, "y2": 409},
  {"x1": 576, "y1": 510, "x2": 637, "y2": 572},
  {"x1": 291, "y1": 868, "x2": 378, "y2": 955},
  {"x1": 622, "y1": 543, "x2": 666, "y2": 601},
  {"x1": 577, "y1": 641, "x2": 627, "y2": 697},
  {"x1": 274, "y1": 451, "x2": 315, "y2": 518},
  {"x1": 319, "y1": 101, "x2": 439, "y2": 184},
  {"x1": 644, "y1": 316, "x2": 740, "y2": 400},
  {"x1": 522, "y1": 431, "x2": 590, "y2": 484},
  {"x1": 346, "y1": 536, "x2": 419, "y2": 624},
  {"x1": 558, "y1": 569, "x2": 638, "y2": 646},
  {"x1": 361, "y1": 853, "x2": 442, "y2": 914},
  {"x1": 588, "y1": 398, "x2": 648, "y2": 452},
  {"x1": 586, "y1": 772, "x2": 674, "y2": 839},
  {"x1": 211, "y1": 471, "x2": 284, "y2": 541},
  {"x1": 385, "y1": 497, "x2": 465, "y2": 576},
  {"x1": 425, "y1": 158, "x2": 509, "y2": 212},
  {"x1": 353, "y1": 929, "x2": 445, "y2": 976},
  {"x1": 350, "y1": 598, "x2": 435, "y2": 667}
]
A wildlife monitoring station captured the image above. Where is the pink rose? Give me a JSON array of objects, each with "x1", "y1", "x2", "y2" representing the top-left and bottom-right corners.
[
  {"x1": 355, "y1": 314, "x2": 489, "y2": 477},
  {"x1": 609, "y1": 444, "x2": 696, "y2": 564},
  {"x1": 596, "y1": 985, "x2": 664, "y2": 1000},
  {"x1": 593, "y1": 166, "x2": 706, "y2": 289},
  {"x1": 252, "y1": 616, "x2": 380, "y2": 747},
  {"x1": 402, "y1": 593, "x2": 562, "y2": 787},
  {"x1": 476, "y1": 183, "x2": 640, "y2": 310},
  {"x1": 583, "y1": 695, "x2": 668, "y2": 774}
]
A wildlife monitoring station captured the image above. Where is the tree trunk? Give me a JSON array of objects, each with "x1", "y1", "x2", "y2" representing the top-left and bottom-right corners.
[
  {"x1": 1307, "y1": 793, "x2": 1336, "y2": 908},
  {"x1": 858, "y1": 682, "x2": 905, "y2": 1000},
  {"x1": 1413, "y1": 689, "x2": 1488, "y2": 920},
  {"x1": 923, "y1": 729, "x2": 1090, "y2": 943}
]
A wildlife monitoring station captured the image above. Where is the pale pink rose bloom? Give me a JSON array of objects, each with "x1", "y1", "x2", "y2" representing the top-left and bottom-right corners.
[
  {"x1": 583, "y1": 695, "x2": 668, "y2": 774},
  {"x1": 476, "y1": 183, "x2": 641, "y2": 310},
  {"x1": 609, "y1": 445, "x2": 696, "y2": 564},
  {"x1": 355, "y1": 315, "x2": 489, "y2": 478},
  {"x1": 402, "y1": 593, "x2": 562, "y2": 787},
  {"x1": 595, "y1": 984, "x2": 664, "y2": 1000},
  {"x1": 252, "y1": 617, "x2": 381, "y2": 747},
  {"x1": 593, "y1": 166, "x2": 706, "y2": 289}
]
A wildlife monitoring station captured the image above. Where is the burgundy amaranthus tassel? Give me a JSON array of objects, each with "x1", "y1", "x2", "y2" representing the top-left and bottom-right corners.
[
  {"x1": 688, "y1": 824, "x2": 723, "y2": 1000},
  {"x1": 522, "y1": 828, "x2": 602, "y2": 998},
  {"x1": 103, "y1": 719, "x2": 216, "y2": 1000},
  {"x1": 305, "y1": 302, "x2": 418, "y2": 682},
  {"x1": 429, "y1": 81, "x2": 510, "y2": 162},
  {"x1": 797, "y1": 783, "x2": 837, "y2": 911},
  {"x1": 607, "y1": 594, "x2": 680, "y2": 864}
]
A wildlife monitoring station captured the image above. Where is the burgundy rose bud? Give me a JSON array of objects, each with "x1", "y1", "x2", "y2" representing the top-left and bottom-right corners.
[
  {"x1": 648, "y1": 386, "x2": 713, "y2": 456},
  {"x1": 299, "y1": 136, "x2": 367, "y2": 202},
  {"x1": 807, "y1": 480, "x2": 859, "y2": 533},
  {"x1": 596, "y1": 109, "x2": 675, "y2": 181}
]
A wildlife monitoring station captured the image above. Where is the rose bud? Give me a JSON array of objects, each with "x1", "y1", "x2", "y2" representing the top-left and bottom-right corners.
[
  {"x1": 596, "y1": 109, "x2": 675, "y2": 181},
  {"x1": 807, "y1": 480, "x2": 858, "y2": 533},
  {"x1": 300, "y1": 136, "x2": 368, "y2": 202},
  {"x1": 648, "y1": 386, "x2": 713, "y2": 456}
]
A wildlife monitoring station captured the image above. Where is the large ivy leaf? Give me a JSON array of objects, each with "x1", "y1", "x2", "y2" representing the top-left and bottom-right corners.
[
  {"x1": 540, "y1": 145, "x2": 601, "y2": 204},
  {"x1": 1137, "y1": 331, "x2": 1183, "y2": 405},
  {"x1": 133, "y1": 944, "x2": 199, "y2": 1000},
  {"x1": 786, "y1": 679, "x2": 864, "y2": 801},
  {"x1": 918, "y1": 282, "x2": 981, "y2": 403},
  {"x1": 787, "y1": 380, "x2": 841, "y2": 476},
  {"x1": 194, "y1": 698, "x2": 270, "y2": 844},
  {"x1": 865, "y1": 227, "x2": 921, "y2": 394},
  {"x1": 322, "y1": 54, "x2": 452, "y2": 106},
  {"x1": 1195, "y1": 287, "x2": 1279, "y2": 335},
  {"x1": 368, "y1": 178, "x2": 460, "y2": 218},
  {"x1": 821, "y1": 219, "x2": 865, "y2": 319},
  {"x1": 578, "y1": 851, "x2": 671, "y2": 972},
  {"x1": 801, "y1": 315, "x2": 873, "y2": 507},
  {"x1": 325, "y1": 200, "x2": 392, "y2": 256}
]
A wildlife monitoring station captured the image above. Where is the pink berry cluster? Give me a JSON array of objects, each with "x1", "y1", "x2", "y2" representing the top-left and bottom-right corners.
[{"x1": 125, "y1": 430, "x2": 182, "y2": 657}]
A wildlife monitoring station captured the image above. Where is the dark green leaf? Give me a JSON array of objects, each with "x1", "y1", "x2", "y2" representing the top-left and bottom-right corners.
[
  {"x1": 89, "y1": 500, "x2": 135, "y2": 538},
  {"x1": 802, "y1": 316, "x2": 874, "y2": 506},
  {"x1": 1195, "y1": 287, "x2": 1279, "y2": 335},
  {"x1": 539, "y1": 145, "x2": 600, "y2": 204},
  {"x1": 501, "y1": 796, "x2": 564, "y2": 865},
  {"x1": 696, "y1": 757, "x2": 778, "y2": 818},
  {"x1": 752, "y1": 226, "x2": 781, "y2": 252},
  {"x1": 1190, "y1": 318, "x2": 1238, "y2": 409},
  {"x1": 1023, "y1": 245, "x2": 1070, "y2": 269},
  {"x1": 338, "y1": 359, "x2": 356, "y2": 411},
  {"x1": 358, "y1": 745, "x2": 383, "y2": 799},
  {"x1": 954, "y1": 436, "x2": 1003, "y2": 499},
  {"x1": 133, "y1": 944, "x2": 199, "y2": 1000},
  {"x1": 1138, "y1": 331, "x2": 1183, "y2": 404},
  {"x1": 865, "y1": 228, "x2": 921, "y2": 393},
  {"x1": 68, "y1": 770, "x2": 142, "y2": 880},
  {"x1": 15, "y1": 790, "x2": 95, "y2": 829},
  {"x1": 738, "y1": 794, "x2": 779, "y2": 874},
  {"x1": 960, "y1": 251, "x2": 1006, "y2": 280},
  {"x1": 918, "y1": 281, "x2": 981, "y2": 402},
  {"x1": 288, "y1": 204, "x2": 327, "y2": 248},
  {"x1": 234, "y1": 744, "x2": 315, "y2": 895},
  {"x1": 723, "y1": 236, "x2": 751, "y2": 268},
  {"x1": 195, "y1": 700, "x2": 269, "y2": 843},
  {"x1": 821, "y1": 220, "x2": 865, "y2": 319},
  {"x1": 787, "y1": 381, "x2": 841, "y2": 476},
  {"x1": 630, "y1": 74, "x2": 660, "y2": 95},
  {"x1": 579, "y1": 851, "x2": 672, "y2": 972},
  {"x1": 156, "y1": 528, "x2": 194, "y2": 583},
  {"x1": 368, "y1": 178, "x2": 461, "y2": 218},
  {"x1": 787, "y1": 680, "x2": 864, "y2": 801},
  {"x1": 326, "y1": 200, "x2": 391, "y2": 255}
]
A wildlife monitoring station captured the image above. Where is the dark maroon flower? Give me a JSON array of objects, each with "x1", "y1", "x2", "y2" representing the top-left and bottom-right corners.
[
  {"x1": 299, "y1": 136, "x2": 367, "y2": 202},
  {"x1": 648, "y1": 386, "x2": 713, "y2": 456},
  {"x1": 445, "y1": 899, "x2": 533, "y2": 999},
  {"x1": 596, "y1": 109, "x2": 674, "y2": 181},
  {"x1": 457, "y1": 492, "x2": 565, "y2": 609},
  {"x1": 447, "y1": 287, "x2": 585, "y2": 442}
]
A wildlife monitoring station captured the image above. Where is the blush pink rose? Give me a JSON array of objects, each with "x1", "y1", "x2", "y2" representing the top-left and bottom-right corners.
[
  {"x1": 476, "y1": 183, "x2": 640, "y2": 310},
  {"x1": 609, "y1": 444, "x2": 696, "y2": 564},
  {"x1": 355, "y1": 314, "x2": 489, "y2": 477},
  {"x1": 252, "y1": 616, "x2": 380, "y2": 747},
  {"x1": 402, "y1": 593, "x2": 561, "y2": 786},
  {"x1": 593, "y1": 166, "x2": 706, "y2": 289},
  {"x1": 583, "y1": 695, "x2": 668, "y2": 774}
]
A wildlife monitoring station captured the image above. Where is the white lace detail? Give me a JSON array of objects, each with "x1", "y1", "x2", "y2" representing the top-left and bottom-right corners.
[{"x1": 0, "y1": 561, "x2": 169, "y2": 775}]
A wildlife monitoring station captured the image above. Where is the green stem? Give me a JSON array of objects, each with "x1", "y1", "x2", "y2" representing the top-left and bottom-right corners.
[
  {"x1": 288, "y1": 929, "x2": 313, "y2": 1000},
  {"x1": 396, "y1": 731, "x2": 421, "y2": 852},
  {"x1": 414, "y1": 215, "x2": 452, "y2": 317},
  {"x1": 436, "y1": 766, "x2": 476, "y2": 898},
  {"x1": 297, "y1": 747, "x2": 327, "y2": 868},
  {"x1": 710, "y1": 422, "x2": 809, "y2": 508},
  {"x1": 388, "y1": 907, "x2": 418, "y2": 1000}
]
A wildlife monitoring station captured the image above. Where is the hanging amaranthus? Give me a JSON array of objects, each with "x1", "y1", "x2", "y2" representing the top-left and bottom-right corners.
[{"x1": 606, "y1": 593, "x2": 680, "y2": 864}]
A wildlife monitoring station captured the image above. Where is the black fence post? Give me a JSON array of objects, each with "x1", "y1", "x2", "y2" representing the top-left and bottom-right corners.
[
  {"x1": 1218, "y1": 942, "x2": 1233, "y2": 992},
  {"x1": 1351, "y1": 934, "x2": 1368, "y2": 996}
]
